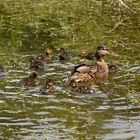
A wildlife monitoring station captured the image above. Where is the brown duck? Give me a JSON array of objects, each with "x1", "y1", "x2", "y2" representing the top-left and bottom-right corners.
[
  {"x1": 37, "y1": 48, "x2": 53, "y2": 62},
  {"x1": 29, "y1": 57, "x2": 44, "y2": 70},
  {"x1": 59, "y1": 48, "x2": 70, "y2": 60},
  {"x1": 41, "y1": 79, "x2": 54, "y2": 94},
  {"x1": 68, "y1": 45, "x2": 110, "y2": 90},
  {"x1": 108, "y1": 61, "x2": 118, "y2": 73},
  {"x1": 19, "y1": 72, "x2": 37, "y2": 86},
  {"x1": 79, "y1": 50, "x2": 95, "y2": 60}
]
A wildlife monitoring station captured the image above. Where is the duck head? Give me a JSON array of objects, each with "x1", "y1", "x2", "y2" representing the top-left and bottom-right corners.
[
  {"x1": 59, "y1": 48, "x2": 70, "y2": 60},
  {"x1": 79, "y1": 50, "x2": 88, "y2": 58},
  {"x1": 60, "y1": 48, "x2": 66, "y2": 54},
  {"x1": 45, "y1": 48, "x2": 53, "y2": 57},
  {"x1": 95, "y1": 45, "x2": 109, "y2": 60},
  {"x1": 44, "y1": 79, "x2": 53, "y2": 89},
  {"x1": 29, "y1": 72, "x2": 37, "y2": 79}
]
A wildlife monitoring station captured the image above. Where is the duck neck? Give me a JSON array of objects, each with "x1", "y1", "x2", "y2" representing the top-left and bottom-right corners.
[
  {"x1": 96, "y1": 56, "x2": 103, "y2": 62},
  {"x1": 95, "y1": 51, "x2": 105, "y2": 62},
  {"x1": 96, "y1": 56, "x2": 108, "y2": 73}
]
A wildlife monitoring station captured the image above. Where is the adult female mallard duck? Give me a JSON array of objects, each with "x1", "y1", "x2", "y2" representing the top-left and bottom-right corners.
[{"x1": 68, "y1": 45, "x2": 110, "y2": 90}]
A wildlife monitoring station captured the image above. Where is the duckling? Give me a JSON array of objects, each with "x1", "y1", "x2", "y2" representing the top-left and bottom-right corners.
[
  {"x1": 68, "y1": 45, "x2": 110, "y2": 90},
  {"x1": 29, "y1": 57, "x2": 44, "y2": 70},
  {"x1": 44, "y1": 48, "x2": 53, "y2": 61},
  {"x1": 59, "y1": 48, "x2": 70, "y2": 60},
  {"x1": 45, "y1": 48, "x2": 53, "y2": 58},
  {"x1": 108, "y1": 61, "x2": 118, "y2": 73},
  {"x1": 86, "y1": 52, "x2": 95, "y2": 60},
  {"x1": 41, "y1": 79, "x2": 54, "y2": 94},
  {"x1": 79, "y1": 50, "x2": 95, "y2": 60},
  {"x1": 37, "y1": 48, "x2": 53, "y2": 62},
  {"x1": 19, "y1": 72, "x2": 37, "y2": 87},
  {"x1": 79, "y1": 50, "x2": 88, "y2": 58}
]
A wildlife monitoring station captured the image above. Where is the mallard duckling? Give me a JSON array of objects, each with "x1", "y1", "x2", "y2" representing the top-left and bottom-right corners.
[
  {"x1": 59, "y1": 48, "x2": 70, "y2": 60},
  {"x1": 86, "y1": 52, "x2": 95, "y2": 60},
  {"x1": 46, "y1": 47, "x2": 53, "y2": 55},
  {"x1": 108, "y1": 61, "x2": 118, "y2": 73},
  {"x1": 19, "y1": 72, "x2": 37, "y2": 86},
  {"x1": 29, "y1": 57, "x2": 44, "y2": 70},
  {"x1": 44, "y1": 48, "x2": 53, "y2": 60},
  {"x1": 36, "y1": 48, "x2": 53, "y2": 62},
  {"x1": 41, "y1": 79, "x2": 54, "y2": 94},
  {"x1": 79, "y1": 50, "x2": 95, "y2": 60},
  {"x1": 69, "y1": 45, "x2": 110, "y2": 90},
  {"x1": 79, "y1": 50, "x2": 88, "y2": 58}
]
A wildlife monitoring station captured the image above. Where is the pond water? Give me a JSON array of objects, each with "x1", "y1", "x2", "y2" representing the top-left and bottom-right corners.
[
  {"x1": 0, "y1": 49, "x2": 139, "y2": 140},
  {"x1": 0, "y1": 0, "x2": 140, "y2": 140}
]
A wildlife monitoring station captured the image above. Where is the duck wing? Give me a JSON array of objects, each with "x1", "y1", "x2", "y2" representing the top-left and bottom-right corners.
[
  {"x1": 74, "y1": 64, "x2": 92, "y2": 73},
  {"x1": 74, "y1": 64, "x2": 86, "y2": 69},
  {"x1": 76, "y1": 65, "x2": 91, "y2": 73}
]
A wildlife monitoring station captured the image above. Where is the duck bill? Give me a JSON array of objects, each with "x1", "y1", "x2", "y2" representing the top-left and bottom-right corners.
[{"x1": 108, "y1": 51, "x2": 117, "y2": 57}]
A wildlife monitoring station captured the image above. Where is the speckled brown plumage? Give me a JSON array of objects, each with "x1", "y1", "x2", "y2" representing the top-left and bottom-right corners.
[
  {"x1": 19, "y1": 72, "x2": 37, "y2": 86},
  {"x1": 29, "y1": 57, "x2": 44, "y2": 70},
  {"x1": 68, "y1": 45, "x2": 110, "y2": 90}
]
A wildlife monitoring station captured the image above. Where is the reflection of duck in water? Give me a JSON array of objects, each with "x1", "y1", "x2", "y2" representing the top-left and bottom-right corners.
[
  {"x1": 68, "y1": 45, "x2": 110, "y2": 91},
  {"x1": 29, "y1": 57, "x2": 44, "y2": 70},
  {"x1": 59, "y1": 48, "x2": 70, "y2": 61},
  {"x1": 79, "y1": 50, "x2": 95, "y2": 60},
  {"x1": 19, "y1": 72, "x2": 37, "y2": 87}
]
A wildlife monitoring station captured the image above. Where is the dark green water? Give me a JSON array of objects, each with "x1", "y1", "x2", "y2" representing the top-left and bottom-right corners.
[{"x1": 0, "y1": 0, "x2": 140, "y2": 140}]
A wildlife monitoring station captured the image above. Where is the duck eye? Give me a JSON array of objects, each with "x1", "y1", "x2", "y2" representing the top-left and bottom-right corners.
[{"x1": 103, "y1": 48, "x2": 108, "y2": 50}]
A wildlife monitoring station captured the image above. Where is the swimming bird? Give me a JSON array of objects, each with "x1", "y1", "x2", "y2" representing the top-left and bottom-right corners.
[
  {"x1": 108, "y1": 61, "x2": 118, "y2": 73},
  {"x1": 19, "y1": 72, "x2": 37, "y2": 87},
  {"x1": 68, "y1": 45, "x2": 110, "y2": 91},
  {"x1": 79, "y1": 50, "x2": 95, "y2": 60},
  {"x1": 59, "y1": 48, "x2": 70, "y2": 60},
  {"x1": 40, "y1": 79, "x2": 54, "y2": 94},
  {"x1": 29, "y1": 57, "x2": 44, "y2": 70},
  {"x1": 36, "y1": 48, "x2": 53, "y2": 62}
]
